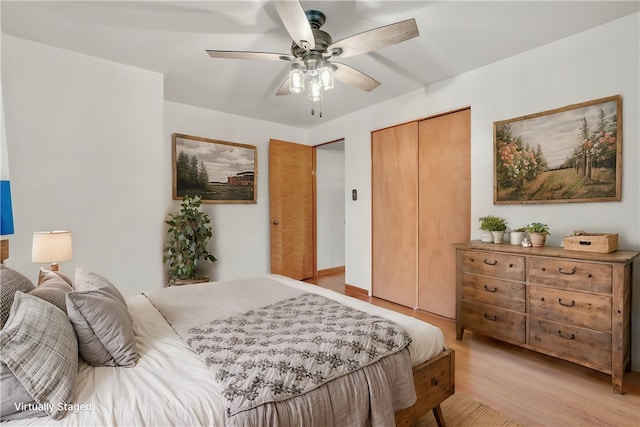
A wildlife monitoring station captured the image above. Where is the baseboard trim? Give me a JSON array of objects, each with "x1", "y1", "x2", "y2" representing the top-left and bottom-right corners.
[
  {"x1": 317, "y1": 266, "x2": 345, "y2": 276},
  {"x1": 346, "y1": 283, "x2": 368, "y2": 296}
]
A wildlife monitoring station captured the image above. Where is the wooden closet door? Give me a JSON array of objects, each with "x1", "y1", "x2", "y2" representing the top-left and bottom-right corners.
[
  {"x1": 418, "y1": 109, "x2": 470, "y2": 318},
  {"x1": 372, "y1": 122, "x2": 418, "y2": 308}
]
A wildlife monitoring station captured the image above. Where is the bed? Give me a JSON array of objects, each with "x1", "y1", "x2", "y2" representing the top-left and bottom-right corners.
[{"x1": 1, "y1": 270, "x2": 454, "y2": 426}]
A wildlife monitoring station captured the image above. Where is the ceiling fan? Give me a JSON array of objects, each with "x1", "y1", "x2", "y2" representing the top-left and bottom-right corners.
[{"x1": 206, "y1": 0, "x2": 419, "y2": 116}]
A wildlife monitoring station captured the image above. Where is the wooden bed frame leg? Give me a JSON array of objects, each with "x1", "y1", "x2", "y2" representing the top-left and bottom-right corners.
[{"x1": 432, "y1": 404, "x2": 446, "y2": 427}]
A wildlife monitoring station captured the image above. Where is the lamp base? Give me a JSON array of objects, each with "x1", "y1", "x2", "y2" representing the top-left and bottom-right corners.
[{"x1": 50, "y1": 263, "x2": 59, "y2": 272}]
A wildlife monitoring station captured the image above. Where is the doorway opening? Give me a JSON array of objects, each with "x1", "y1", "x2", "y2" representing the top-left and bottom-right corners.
[{"x1": 315, "y1": 139, "x2": 345, "y2": 277}]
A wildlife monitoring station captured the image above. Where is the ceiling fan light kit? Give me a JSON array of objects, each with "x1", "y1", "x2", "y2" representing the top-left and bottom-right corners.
[{"x1": 206, "y1": 0, "x2": 419, "y2": 117}]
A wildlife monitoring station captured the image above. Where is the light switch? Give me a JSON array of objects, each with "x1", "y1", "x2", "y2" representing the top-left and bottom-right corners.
[{"x1": 352, "y1": 189, "x2": 357, "y2": 201}]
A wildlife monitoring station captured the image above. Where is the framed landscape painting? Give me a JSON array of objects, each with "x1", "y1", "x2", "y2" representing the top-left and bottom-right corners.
[
  {"x1": 172, "y1": 133, "x2": 257, "y2": 204},
  {"x1": 494, "y1": 95, "x2": 622, "y2": 204}
]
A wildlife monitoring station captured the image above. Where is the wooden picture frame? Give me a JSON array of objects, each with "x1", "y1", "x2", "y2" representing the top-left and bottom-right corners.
[
  {"x1": 172, "y1": 133, "x2": 257, "y2": 204},
  {"x1": 494, "y1": 95, "x2": 622, "y2": 204}
]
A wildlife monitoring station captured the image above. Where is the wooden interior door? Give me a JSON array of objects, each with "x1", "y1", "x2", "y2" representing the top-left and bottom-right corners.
[
  {"x1": 418, "y1": 108, "x2": 471, "y2": 318},
  {"x1": 269, "y1": 139, "x2": 315, "y2": 280},
  {"x1": 371, "y1": 122, "x2": 419, "y2": 308}
]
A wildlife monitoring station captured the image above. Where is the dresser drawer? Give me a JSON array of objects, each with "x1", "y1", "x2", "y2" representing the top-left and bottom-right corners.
[
  {"x1": 462, "y1": 250, "x2": 525, "y2": 281},
  {"x1": 461, "y1": 301, "x2": 526, "y2": 343},
  {"x1": 529, "y1": 317, "x2": 611, "y2": 371},
  {"x1": 461, "y1": 274, "x2": 525, "y2": 312},
  {"x1": 528, "y1": 257, "x2": 612, "y2": 293},
  {"x1": 529, "y1": 286, "x2": 611, "y2": 330}
]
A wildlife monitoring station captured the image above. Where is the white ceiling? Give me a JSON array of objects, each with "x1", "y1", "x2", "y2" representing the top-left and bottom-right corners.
[{"x1": 2, "y1": 1, "x2": 639, "y2": 129}]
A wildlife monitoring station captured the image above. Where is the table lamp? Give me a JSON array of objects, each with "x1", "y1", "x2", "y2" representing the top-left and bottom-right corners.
[{"x1": 32, "y1": 230, "x2": 73, "y2": 271}]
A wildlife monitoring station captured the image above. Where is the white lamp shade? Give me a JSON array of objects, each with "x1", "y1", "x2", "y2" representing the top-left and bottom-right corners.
[
  {"x1": 318, "y1": 62, "x2": 334, "y2": 91},
  {"x1": 308, "y1": 79, "x2": 322, "y2": 101},
  {"x1": 289, "y1": 66, "x2": 305, "y2": 94},
  {"x1": 32, "y1": 231, "x2": 73, "y2": 263}
]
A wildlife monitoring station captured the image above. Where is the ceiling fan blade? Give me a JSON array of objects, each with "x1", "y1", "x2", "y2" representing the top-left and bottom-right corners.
[
  {"x1": 276, "y1": 78, "x2": 290, "y2": 96},
  {"x1": 206, "y1": 50, "x2": 295, "y2": 61},
  {"x1": 333, "y1": 62, "x2": 380, "y2": 92},
  {"x1": 274, "y1": 0, "x2": 315, "y2": 50},
  {"x1": 328, "y1": 18, "x2": 419, "y2": 58}
]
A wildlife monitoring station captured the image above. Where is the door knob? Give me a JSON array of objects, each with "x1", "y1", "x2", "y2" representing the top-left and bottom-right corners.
[{"x1": 272, "y1": 220, "x2": 279, "y2": 225}]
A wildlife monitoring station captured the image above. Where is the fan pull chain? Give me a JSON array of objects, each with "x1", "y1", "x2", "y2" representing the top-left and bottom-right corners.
[{"x1": 310, "y1": 98, "x2": 323, "y2": 117}]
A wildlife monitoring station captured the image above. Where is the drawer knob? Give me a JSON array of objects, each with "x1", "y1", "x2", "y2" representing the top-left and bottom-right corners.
[
  {"x1": 483, "y1": 258, "x2": 498, "y2": 266},
  {"x1": 558, "y1": 330, "x2": 576, "y2": 340},
  {"x1": 484, "y1": 285, "x2": 498, "y2": 293},
  {"x1": 558, "y1": 298, "x2": 576, "y2": 307},
  {"x1": 558, "y1": 267, "x2": 577, "y2": 275},
  {"x1": 483, "y1": 313, "x2": 497, "y2": 321}
]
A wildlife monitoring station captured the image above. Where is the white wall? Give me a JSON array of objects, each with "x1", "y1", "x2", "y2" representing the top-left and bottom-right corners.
[
  {"x1": 308, "y1": 13, "x2": 640, "y2": 367},
  {"x1": 316, "y1": 143, "x2": 345, "y2": 270},
  {"x1": 2, "y1": 35, "x2": 165, "y2": 295},
  {"x1": 164, "y1": 101, "x2": 306, "y2": 282}
]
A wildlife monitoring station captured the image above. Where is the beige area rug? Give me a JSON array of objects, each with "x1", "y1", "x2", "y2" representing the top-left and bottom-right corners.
[{"x1": 415, "y1": 392, "x2": 525, "y2": 427}]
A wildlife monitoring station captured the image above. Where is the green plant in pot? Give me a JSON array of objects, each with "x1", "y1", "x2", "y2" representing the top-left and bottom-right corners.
[
  {"x1": 510, "y1": 226, "x2": 527, "y2": 245},
  {"x1": 163, "y1": 195, "x2": 217, "y2": 283},
  {"x1": 526, "y1": 222, "x2": 550, "y2": 247},
  {"x1": 479, "y1": 215, "x2": 508, "y2": 243}
]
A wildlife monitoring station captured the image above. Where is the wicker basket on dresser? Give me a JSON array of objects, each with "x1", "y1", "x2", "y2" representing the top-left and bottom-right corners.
[{"x1": 454, "y1": 241, "x2": 639, "y2": 394}]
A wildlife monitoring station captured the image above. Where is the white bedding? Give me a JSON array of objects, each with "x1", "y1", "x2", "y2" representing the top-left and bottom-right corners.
[{"x1": 5, "y1": 274, "x2": 445, "y2": 426}]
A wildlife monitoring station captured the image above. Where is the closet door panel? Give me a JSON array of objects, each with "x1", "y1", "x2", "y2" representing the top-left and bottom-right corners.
[
  {"x1": 372, "y1": 122, "x2": 419, "y2": 307},
  {"x1": 418, "y1": 109, "x2": 471, "y2": 318}
]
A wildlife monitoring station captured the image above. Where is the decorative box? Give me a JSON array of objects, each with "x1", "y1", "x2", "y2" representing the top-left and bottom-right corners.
[{"x1": 562, "y1": 233, "x2": 618, "y2": 253}]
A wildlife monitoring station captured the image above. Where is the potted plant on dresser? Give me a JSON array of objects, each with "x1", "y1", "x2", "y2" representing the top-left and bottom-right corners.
[
  {"x1": 526, "y1": 222, "x2": 550, "y2": 247},
  {"x1": 163, "y1": 195, "x2": 217, "y2": 285},
  {"x1": 479, "y1": 215, "x2": 508, "y2": 243},
  {"x1": 510, "y1": 226, "x2": 527, "y2": 245}
]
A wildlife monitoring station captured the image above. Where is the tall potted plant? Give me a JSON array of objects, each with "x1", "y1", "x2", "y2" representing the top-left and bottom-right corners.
[{"x1": 163, "y1": 195, "x2": 217, "y2": 284}]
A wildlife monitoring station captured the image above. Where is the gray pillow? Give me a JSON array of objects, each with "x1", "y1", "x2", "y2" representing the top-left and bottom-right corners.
[
  {"x1": 0, "y1": 363, "x2": 46, "y2": 421},
  {"x1": 38, "y1": 268, "x2": 73, "y2": 287},
  {"x1": 0, "y1": 292, "x2": 78, "y2": 420},
  {"x1": 0, "y1": 266, "x2": 35, "y2": 328},
  {"x1": 29, "y1": 270, "x2": 73, "y2": 313},
  {"x1": 66, "y1": 288, "x2": 138, "y2": 367},
  {"x1": 74, "y1": 268, "x2": 128, "y2": 308}
]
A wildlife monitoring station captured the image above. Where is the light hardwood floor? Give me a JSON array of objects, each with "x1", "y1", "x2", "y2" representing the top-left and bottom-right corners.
[{"x1": 306, "y1": 273, "x2": 640, "y2": 427}]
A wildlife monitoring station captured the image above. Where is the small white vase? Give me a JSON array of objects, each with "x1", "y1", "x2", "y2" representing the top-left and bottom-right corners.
[
  {"x1": 491, "y1": 231, "x2": 505, "y2": 243},
  {"x1": 480, "y1": 230, "x2": 493, "y2": 242},
  {"x1": 510, "y1": 231, "x2": 526, "y2": 245}
]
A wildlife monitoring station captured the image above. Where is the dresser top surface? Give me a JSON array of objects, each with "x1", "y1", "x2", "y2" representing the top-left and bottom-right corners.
[{"x1": 454, "y1": 241, "x2": 639, "y2": 264}]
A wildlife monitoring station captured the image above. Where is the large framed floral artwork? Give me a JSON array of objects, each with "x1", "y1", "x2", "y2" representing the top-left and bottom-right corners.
[{"x1": 494, "y1": 95, "x2": 622, "y2": 204}]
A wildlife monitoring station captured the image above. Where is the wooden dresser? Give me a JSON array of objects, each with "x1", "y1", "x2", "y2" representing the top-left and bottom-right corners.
[{"x1": 454, "y1": 241, "x2": 639, "y2": 394}]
